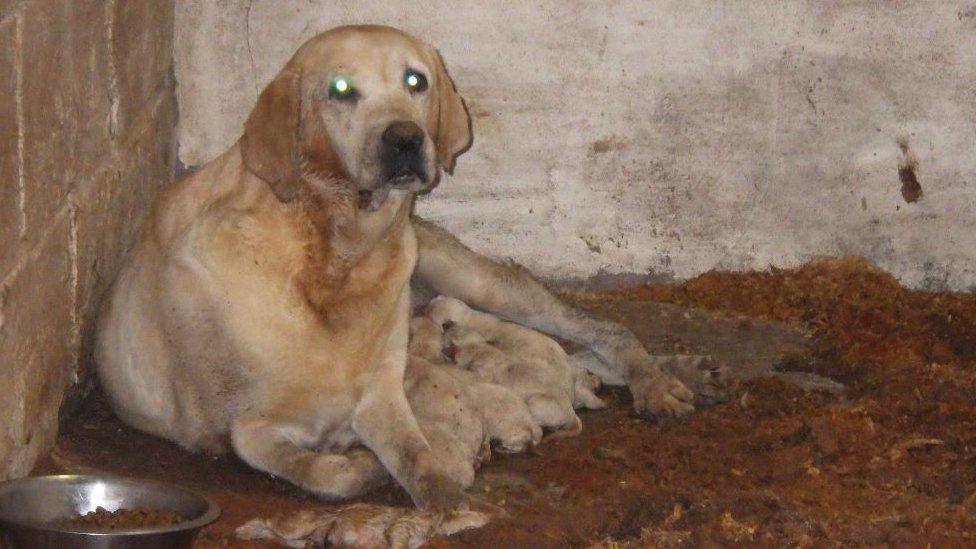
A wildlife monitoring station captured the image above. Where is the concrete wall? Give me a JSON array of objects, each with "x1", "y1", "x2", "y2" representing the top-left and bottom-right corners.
[
  {"x1": 175, "y1": 1, "x2": 976, "y2": 291},
  {"x1": 0, "y1": 0, "x2": 175, "y2": 478}
]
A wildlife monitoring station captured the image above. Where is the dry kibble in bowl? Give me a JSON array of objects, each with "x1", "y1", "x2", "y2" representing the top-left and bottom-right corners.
[{"x1": 57, "y1": 506, "x2": 184, "y2": 530}]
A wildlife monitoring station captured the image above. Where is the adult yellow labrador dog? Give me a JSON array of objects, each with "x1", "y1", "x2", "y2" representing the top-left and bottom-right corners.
[{"x1": 95, "y1": 25, "x2": 703, "y2": 509}]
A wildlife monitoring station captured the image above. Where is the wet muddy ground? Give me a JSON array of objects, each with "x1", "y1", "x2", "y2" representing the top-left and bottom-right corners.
[{"x1": 40, "y1": 256, "x2": 976, "y2": 546}]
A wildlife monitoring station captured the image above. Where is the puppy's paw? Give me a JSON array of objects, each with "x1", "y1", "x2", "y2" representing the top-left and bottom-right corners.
[
  {"x1": 470, "y1": 383, "x2": 543, "y2": 453},
  {"x1": 629, "y1": 360, "x2": 696, "y2": 418},
  {"x1": 574, "y1": 369, "x2": 607, "y2": 410},
  {"x1": 525, "y1": 394, "x2": 578, "y2": 430},
  {"x1": 443, "y1": 324, "x2": 487, "y2": 349},
  {"x1": 659, "y1": 354, "x2": 738, "y2": 407},
  {"x1": 491, "y1": 417, "x2": 543, "y2": 454},
  {"x1": 574, "y1": 387, "x2": 607, "y2": 410},
  {"x1": 425, "y1": 296, "x2": 472, "y2": 329}
]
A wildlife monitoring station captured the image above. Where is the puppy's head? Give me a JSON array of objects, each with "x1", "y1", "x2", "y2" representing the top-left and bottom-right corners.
[{"x1": 241, "y1": 25, "x2": 471, "y2": 208}]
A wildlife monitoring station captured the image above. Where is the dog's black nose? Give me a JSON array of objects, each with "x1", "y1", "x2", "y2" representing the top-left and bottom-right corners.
[
  {"x1": 379, "y1": 121, "x2": 426, "y2": 186},
  {"x1": 382, "y1": 121, "x2": 424, "y2": 155}
]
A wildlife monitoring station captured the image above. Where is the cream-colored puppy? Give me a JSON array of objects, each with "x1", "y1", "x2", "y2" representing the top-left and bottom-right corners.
[
  {"x1": 403, "y1": 356, "x2": 488, "y2": 489},
  {"x1": 96, "y1": 25, "x2": 702, "y2": 509},
  {"x1": 428, "y1": 297, "x2": 605, "y2": 431},
  {"x1": 409, "y1": 317, "x2": 541, "y2": 453},
  {"x1": 447, "y1": 326, "x2": 582, "y2": 432}
]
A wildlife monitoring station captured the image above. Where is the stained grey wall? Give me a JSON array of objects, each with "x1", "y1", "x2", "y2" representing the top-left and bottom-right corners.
[{"x1": 175, "y1": 1, "x2": 976, "y2": 290}]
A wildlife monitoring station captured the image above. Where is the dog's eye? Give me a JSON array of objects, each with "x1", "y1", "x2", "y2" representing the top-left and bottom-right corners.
[
  {"x1": 329, "y1": 76, "x2": 357, "y2": 100},
  {"x1": 404, "y1": 69, "x2": 428, "y2": 93}
]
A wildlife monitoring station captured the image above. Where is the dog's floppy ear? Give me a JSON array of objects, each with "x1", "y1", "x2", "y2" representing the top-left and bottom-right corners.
[
  {"x1": 431, "y1": 50, "x2": 471, "y2": 174},
  {"x1": 241, "y1": 68, "x2": 302, "y2": 202}
]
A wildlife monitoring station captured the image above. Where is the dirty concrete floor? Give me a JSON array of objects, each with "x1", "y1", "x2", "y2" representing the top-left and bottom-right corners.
[{"x1": 39, "y1": 257, "x2": 976, "y2": 546}]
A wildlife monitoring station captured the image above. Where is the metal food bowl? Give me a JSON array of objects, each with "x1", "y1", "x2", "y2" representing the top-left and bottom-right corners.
[{"x1": 0, "y1": 474, "x2": 220, "y2": 549}]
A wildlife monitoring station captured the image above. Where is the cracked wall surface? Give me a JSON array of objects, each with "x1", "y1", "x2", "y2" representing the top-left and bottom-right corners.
[{"x1": 176, "y1": 1, "x2": 976, "y2": 290}]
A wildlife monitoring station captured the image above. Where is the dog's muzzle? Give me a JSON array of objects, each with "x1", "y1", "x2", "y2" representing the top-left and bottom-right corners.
[
  {"x1": 379, "y1": 121, "x2": 428, "y2": 188},
  {"x1": 358, "y1": 121, "x2": 430, "y2": 211}
]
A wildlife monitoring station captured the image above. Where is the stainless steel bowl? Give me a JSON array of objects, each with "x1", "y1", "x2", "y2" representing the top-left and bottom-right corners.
[{"x1": 0, "y1": 474, "x2": 220, "y2": 549}]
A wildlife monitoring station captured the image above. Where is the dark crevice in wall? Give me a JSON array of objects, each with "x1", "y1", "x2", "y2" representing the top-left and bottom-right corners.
[{"x1": 897, "y1": 139, "x2": 922, "y2": 204}]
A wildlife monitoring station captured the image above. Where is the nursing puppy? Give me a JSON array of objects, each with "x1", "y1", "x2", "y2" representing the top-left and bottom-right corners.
[
  {"x1": 427, "y1": 297, "x2": 605, "y2": 431},
  {"x1": 409, "y1": 317, "x2": 542, "y2": 454},
  {"x1": 95, "y1": 25, "x2": 703, "y2": 509},
  {"x1": 403, "y1": 355, "x2": 488, "y2": 489}
]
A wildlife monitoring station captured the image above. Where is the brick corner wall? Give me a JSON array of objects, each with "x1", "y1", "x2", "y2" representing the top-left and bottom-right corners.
[{"x1": 0, "y1": 0, "x2": 176, "y2": 479}]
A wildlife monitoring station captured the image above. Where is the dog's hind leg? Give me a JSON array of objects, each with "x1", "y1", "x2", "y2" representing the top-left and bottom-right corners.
[{"x1": 231, "y1": 417, "x2": 389, "y2": 501}]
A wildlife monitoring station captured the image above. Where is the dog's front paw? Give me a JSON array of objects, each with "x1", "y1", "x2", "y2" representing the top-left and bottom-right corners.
[
  {"x1": 412, "y1": 469, "x2": 469, "y2": 512},
  {"x1": 409, "y1": 451, "x2": 468, "y2": 513},
  {"x1": 659, "y1": 354, "x2": 737, "y2": 407},
  {"x1": 629, "y1": 359, "x2": 696, "y2": 418}
]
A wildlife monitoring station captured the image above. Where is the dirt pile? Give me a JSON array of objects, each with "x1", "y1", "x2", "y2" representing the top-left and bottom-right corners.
[
  {"x1": 625, "y1": 255, "x2": 976, "y2": 373},
  {"x1": 582, "y1": 255, "x2": 976, "y2": 546}
]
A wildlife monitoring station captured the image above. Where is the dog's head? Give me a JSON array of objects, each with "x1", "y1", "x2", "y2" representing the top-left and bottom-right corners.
[{"x1": 240, "y1": 25, "x2": 471, "y2": 209}]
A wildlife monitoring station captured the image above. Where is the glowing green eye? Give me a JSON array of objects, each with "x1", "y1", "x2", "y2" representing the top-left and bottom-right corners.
[
  {"x1": 329, "y1": 77, "x2": 355, "y2": 99},
  {"x1": 404, "y1": 69, "x2": 428, "y2": 92}
]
